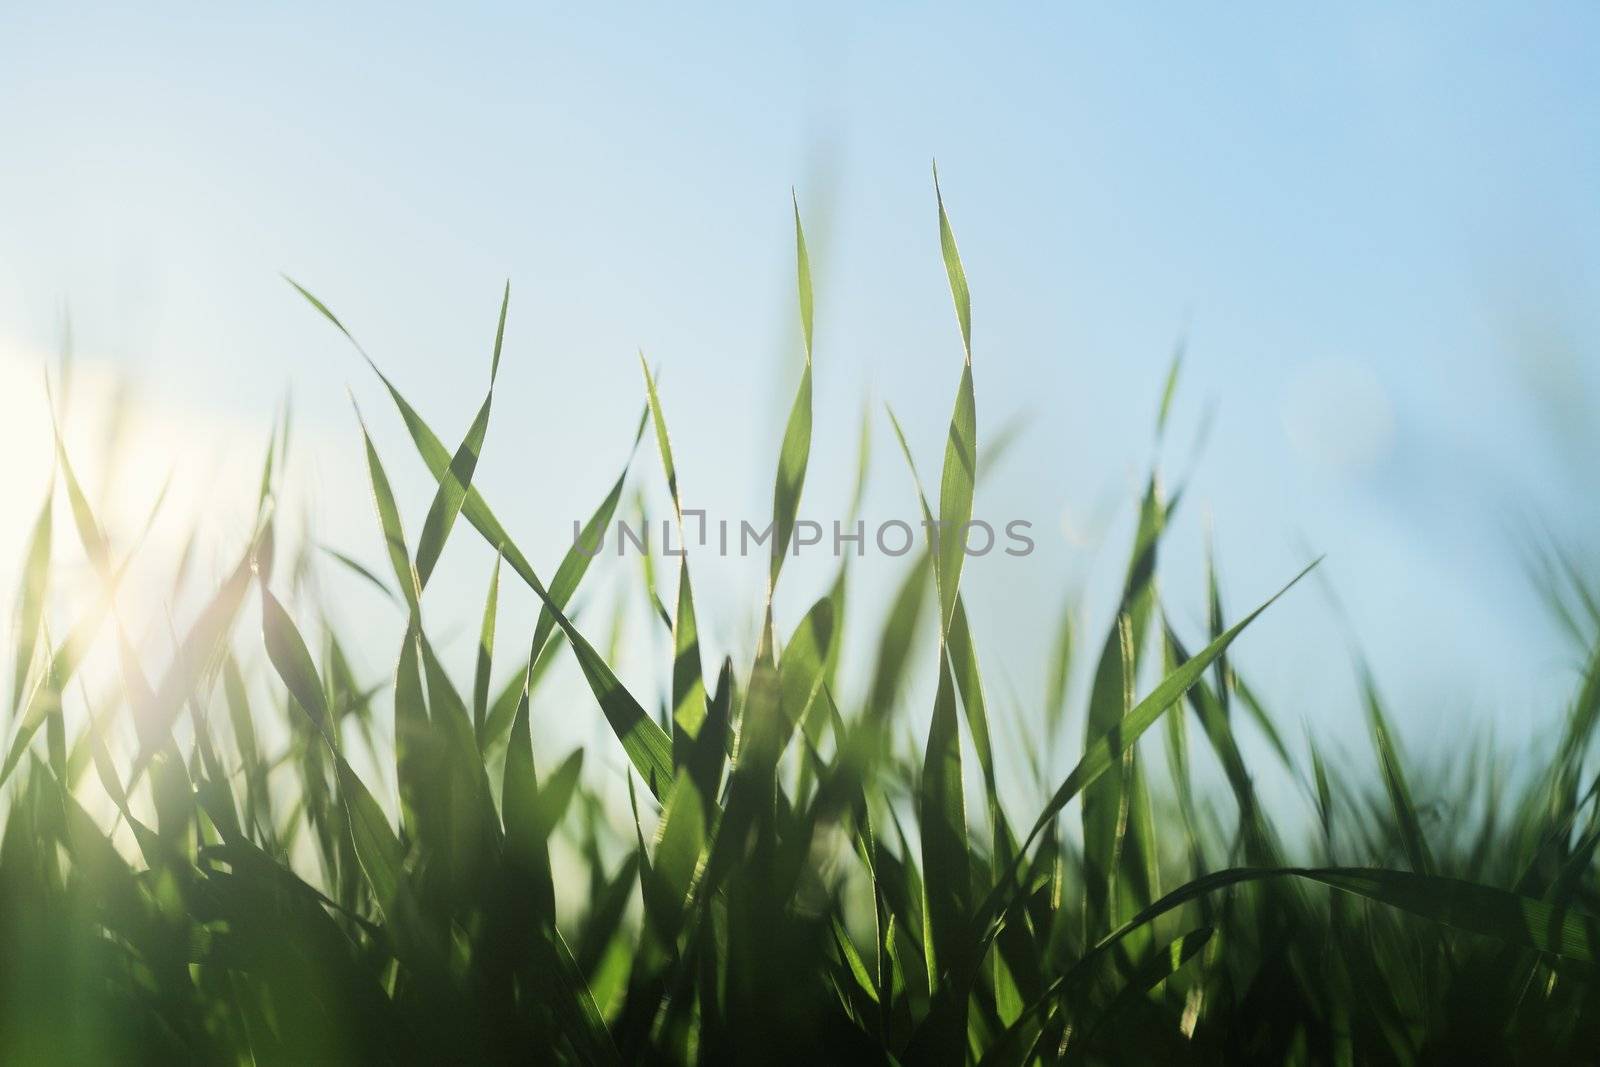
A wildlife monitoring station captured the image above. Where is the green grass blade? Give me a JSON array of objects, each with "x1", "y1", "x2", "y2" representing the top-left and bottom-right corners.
[
  {"x1": 529, "y1": 748, "x2": 585, "y2": 843},
  {"x1": 936, "y1": 362, "x2": 976, "y2": 636},
  {"x1": 1364, "y1": 672, "x2": 1434, "y2": 876},
  {"x1": 1106, "y1": 865, "x2": 1600, "y2": 966},
  {"x1": 319, "y1": 545, "x2": 398, "y2": 605},
  {"x1": 670, "y1": 559, "x2": 707, "y2": 742},
  {"x1": 920, "y1": 650, "x2": 970, "y2": 991},
  {"x1": 769, "y1": 365, "x2": 813, "y2": 592},
  {"x1": 639, "y1": 355, "x2": 681, "y2": 513},
  {"x1": 353, "y1": 401, "x2": 421, "y2": 616},
  {"x1": 794, "y1": 190, "x2": 814, "y2": 363},
  {"x1": 1045, "y1": 601, "x2": 1073, "y2": 741},
  {"x1": 10, "y1": 487, "x2": 53, "y2": 716},
  {"x1": 637, "y1": 356, "x2": 711, "y2": 761},
  {"x1": 866, "y1": 553, "x2": 932, "y2": 720},
  {"x1": 885, "y1": 401, "x2": 998, "y2": 835},
  {"x1": 645, "y1": 773, "x2": 707, "y2": 945},
  {"x1": 933, "y1": 163, "x2": 972, "y2": 361},
  {"x1": 335, "y1": 751, "x2": 408, "y2": 923},
  {"x1": 768, "y1": 197, "x2": 816, "y2": 589},
  {"x1": 260, "y1": 584, "x2": 332, "y2": 738},
  {"x1": 473, "y1": 553, "x2": 501, "y2": 745},
  {"x1": 528, "y1": 406, "x2": 648, "y2": 672},
  {"x1": 414, "y1": 390, "x2": 493, "y2": 592},
  {"x1": 778, "y1": 597, "x2": 835, "y2": 744},
  {"x1": 503, "y1": 690, "x2": 557, "y2": 918},
  {"x1": 1155, "y1": 334, "x2": 1184, "y2": 439},
  {"x1": 1080, "y1": 925, "x2": 1212, "y2": 1043}
]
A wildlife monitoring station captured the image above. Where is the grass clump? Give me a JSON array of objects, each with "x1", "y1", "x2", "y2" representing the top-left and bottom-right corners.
[{"x1": 6, "y1": 181, "x2": 1600, "y2": 1065}]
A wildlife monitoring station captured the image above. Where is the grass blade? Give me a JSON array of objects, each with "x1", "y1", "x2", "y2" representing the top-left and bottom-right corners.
[
  {"x1": 473, "y1": 553, "x2": 501, "y2": 745},
  {"x1": 10, "y1": 487, "x2": 53, "y2": 717},
  {"x1": 769, "y1": 197, "x2": 815, "y2": 590}
]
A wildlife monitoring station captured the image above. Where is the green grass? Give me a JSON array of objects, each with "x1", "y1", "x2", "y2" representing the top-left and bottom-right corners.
[{"x1": 6, "y1": 182, "x2": 1600, "y2": 1065}]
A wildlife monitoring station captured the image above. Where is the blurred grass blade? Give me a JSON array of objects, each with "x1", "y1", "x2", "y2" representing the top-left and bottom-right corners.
[
  {"x1": 885, "y1": 402, "x2": 998, "y2": 835},
  {"x1": 933, "y1": 163, "x2": 971, "y2": 361},
  {"x1": 920, "y1": 650, "x2": 970, "y2": 992},
  {"x1": 353, "y1": 400, "x2": 422, "y2": 616},
  {"x1": 927, "y1": 172, "x2": 979, "y2": 636},
  {"x1": 504, "y1": 690, "x2": 557, "y2": 918},
  {"x1": 1080, "y1": 925, "x2": 1212, "y2": 1043},
  {"x1": 320, "y1": 545, "x2": 398, "y2": 605},
  {"x1": 644, "y1": 773, "x2": 706, "y2": 945},
  {"x1": 528, "y1": 405, "x2": 648, "y2": 671},
  {"x1": 769, "y1": 198, "x2": 815, "y2": 590},
  {"x1": 794, "y1": 190, "x2": 814, "y2": 362},
  {"x1": 867, "y1": 553, "x2": 932, "y2": 720},
  {"x1": 473, "y1": 552, "x2": 501, "y2": 745},
  {"x1": 948, "y1": 598, "x2": 1000, "y2": 842},
  {"x1": 779, "y1": 597, "x2": 835, "y2": 746},
  {"x1": 936, "y1": 362, "x2": 976, "y2": 636},
  {"x1": 638, "y1": 356, "x2": 713, "y2": 778},
  {"x1": 260, "y1": 584, "x2": 332, "y2": 739},
  {"x1": 1364, "y1": 671, "x2": 1434, "y2": 876},
  {"x1": 1155, "y1": 333, "x2": 1184, "y2": 439},
  {"x1": 1099, "y1": 865, "x2": 1600, "y2": 967},
  {"x1": 10, "y1": 487, "x2": 53, "y2": 716},
  {"x1": 1045, "y1": 602, "x2": 1073, "y2": 741}
]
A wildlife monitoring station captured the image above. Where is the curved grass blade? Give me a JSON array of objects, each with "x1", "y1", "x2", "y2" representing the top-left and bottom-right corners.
[
  {"x1": 530, "y1": 405, "x2": 649, "y2": 670},
  {"x1": 353, "y1": 400, "x2": 421, "y2": 617},
  {"x1": 1105, "y1": 865, "x2": 1600, "y2": 967},
  {"x1": 885, "y1": 404, "x2": 999, "y2": 833},
  {"x1": 1078, "y1": 925, "x2": 1212, "y2": 1045},
  {"x1": 1155, "y1": 333, "x2": 1184, "y2": 440},
  {"x1": 769, "y1": 197, "x2": 815, "y2": 590},
  {"x1": 638, "y1": 357, "x2": 713, "y2": 775},
  {"x1": 1045, "y1": 602, "x2": 1073, "y2": 741},
  {"x1": 644, "y1": 773, "x2": 707, "y2": 946},
  {"x1": 473, "y1": 552, "x2": 501, "y2": 745},
  {"x1": 779, "y1": 597, "x2": 835, "y2": 744},
  {"x1": 504, "y1": 690, "x2": 557, "y2": 918},
  {"x1": 260, "y1": 584, "x2": 332, "y2": 738},
  {"x1": 529, "y1": 748, "x2": 585, "y2": 844},
  {"x1": 1081, "y1": 477, "x2": 1170, "y2": 934},
  {"x1": 866, "y1": 553, "x2": 932, "y2": 721},
  {"x1": 947, "y1": 598, "x2": 998, "y2": 831},
  {"x1": 320, "y1": 545, "x2": 398, "y2": 605},
  {"x1": 10, "y1": 486, "x2": 53, "y2": 717},
  {"x1": 922, "y1": 169, "x2": 981, "y2": 636},
  {"x1": 794, "y1": 189, "x2": 814, "y2": 361},
  {"x1": 936, "y1": 362, "x2": 976, "y2": 637},
  {"x1": 933, "y1": 163, "x2": 971, "y2": 361},
  {"x1": 414, "y1": 283, "x2": 509, "y2": 591},
  {"x1": 920, "y1": 650, "x2": 971, "y2": 995},
  {"x1": 1364, "y1": 671, "x2": 1434, "y2": 876}
]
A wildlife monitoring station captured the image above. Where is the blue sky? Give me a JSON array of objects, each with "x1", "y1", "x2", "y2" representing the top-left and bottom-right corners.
[{"x1": 3, "y1": 4, "x2": 1598, "y2": 800}]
